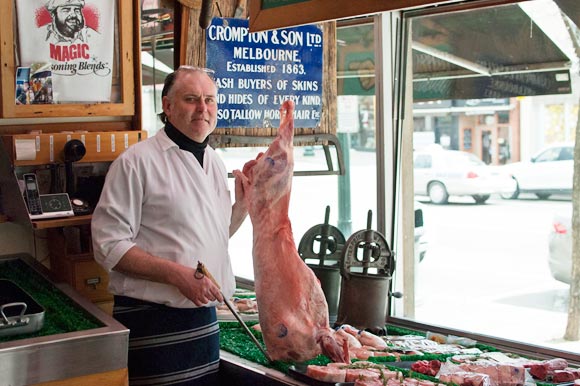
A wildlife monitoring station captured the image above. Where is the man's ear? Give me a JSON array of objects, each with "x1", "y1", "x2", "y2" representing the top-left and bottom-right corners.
[{"x1": 161, "y1": 96, "x2": 170, "y2": 115}]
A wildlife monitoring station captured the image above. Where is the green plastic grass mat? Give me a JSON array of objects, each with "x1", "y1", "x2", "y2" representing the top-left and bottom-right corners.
[
  {"x1": 219, "y1": 322, "x2": 569, "y2": 386},
  {"x1": 0, "y1": 258, "x2": 103, "y2": 344},
  {"x1": 219, "y1": 321, "x2": 331, "y2": 374},
  {"x1": 219, "y1": 322, "x2": 502, "y2": 375}
]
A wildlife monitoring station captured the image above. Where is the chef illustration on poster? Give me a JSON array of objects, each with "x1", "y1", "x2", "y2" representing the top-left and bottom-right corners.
[{"x1": 16, "y1": 0, "x2": 115, "y2": 103}]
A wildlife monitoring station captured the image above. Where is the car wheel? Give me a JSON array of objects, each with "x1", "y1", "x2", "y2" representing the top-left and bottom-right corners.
[
  {"x1": 501, "y1": 180, "x2": 520, "y2": 199},
  {"x1": 473, "y1": 194, "x2": 490, "y2": 204},
  {"x1": 428, "y1": 181, "x2": 449, "y2": 204},
  {"x1": 536, "y1": 193, "x2": 551, "y2": 200}
]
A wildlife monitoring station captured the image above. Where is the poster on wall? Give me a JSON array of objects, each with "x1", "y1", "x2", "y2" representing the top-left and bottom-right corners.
[
  {"x1": 15, "y1": 0, "x2": 115, "y2": 103},
  {"x1": 206, "y1": 17, "x2": 323, "y2": 129}
]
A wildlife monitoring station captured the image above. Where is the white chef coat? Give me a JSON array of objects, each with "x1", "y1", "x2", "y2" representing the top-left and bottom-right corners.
[{"x1": 91, "y1": 129, "x2": 236, "y2": 308}]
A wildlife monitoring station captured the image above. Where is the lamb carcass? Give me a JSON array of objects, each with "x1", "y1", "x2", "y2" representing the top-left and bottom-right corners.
[{"x1": 233, "y1": 100, "x2": 348, "y2": 363}]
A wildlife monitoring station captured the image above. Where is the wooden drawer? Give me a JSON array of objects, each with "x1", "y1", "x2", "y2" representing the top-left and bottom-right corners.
[
  {"x1": 71, "y1": 258, "x2": 113, "y2": 303},
  {"x1": 48, "y1": 226, "x2": 113, "y2": 303}
]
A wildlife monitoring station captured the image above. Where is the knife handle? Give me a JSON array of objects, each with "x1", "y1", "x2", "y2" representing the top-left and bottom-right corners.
[{"x1": 196, "y1": 261, "x2": 220, "y2": 289}]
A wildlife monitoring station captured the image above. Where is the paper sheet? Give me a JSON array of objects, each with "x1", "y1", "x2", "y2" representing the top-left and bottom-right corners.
[{"x1": 15, "y1": 139, "x2": 37, "y2": 161}]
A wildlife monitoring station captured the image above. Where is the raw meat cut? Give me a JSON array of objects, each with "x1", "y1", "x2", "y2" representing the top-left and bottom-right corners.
[
  {"x1": 306, "y1": 365, "x2": 347, "y2": 382},
  {"x1": 411, "y1": 360, "x2": 442, "y2": 376},
  {"x1": 458, "y1": 362, "x2": 525, "y2": 386},
  {"x1": 552, "y1": 370, "x2": 578, "y2": 383},
  {"x1": 345, "y1": 368, "x2": 382, "y2": 382},
  {"x1": 339, "y1": 324, "x2": 388, "y2": 349},
  {"x1": 528, "y1": 358, "x2": 568, "y2": 380},
  {"x1": 233, "y1": 100, "x2": 348, "y2": 363},
  {"x1": 439, "y1": 371, "x2": 491, "y2": 386}
]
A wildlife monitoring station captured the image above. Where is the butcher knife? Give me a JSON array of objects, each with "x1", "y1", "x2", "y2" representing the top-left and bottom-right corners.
[{"x1": 196, "y1": 262, "x2": 272, "y2": 363}]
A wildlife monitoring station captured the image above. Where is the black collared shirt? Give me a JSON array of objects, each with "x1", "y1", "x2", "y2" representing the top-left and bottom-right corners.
[{"x1": 164, "y1": 122, "x2": 209, "y2": 167}]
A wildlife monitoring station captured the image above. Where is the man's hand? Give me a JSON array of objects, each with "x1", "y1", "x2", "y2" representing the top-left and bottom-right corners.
[
  {"x1": 230, "y1": 171, "x2": 248, "y2": 236},
  {"x1": 173, "y1": 265, "x2": 224, "y2": 307},
  {"x1": 113, "y1": 246, "x2": 224, "y2": 307}
]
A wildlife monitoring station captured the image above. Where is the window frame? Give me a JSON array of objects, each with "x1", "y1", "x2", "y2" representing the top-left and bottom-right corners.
[{"x1": 387, "y1": 0, "x2": 579, "y2": 363}]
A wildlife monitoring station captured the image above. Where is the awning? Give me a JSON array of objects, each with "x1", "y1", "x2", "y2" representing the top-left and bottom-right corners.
[
  {"x1": 141, "y1": 49, "x2": 174, "y2": 86},
  {"x1": 412, "y1": 1, "x2": 573, "y2": 100},
  {"x1": 337, "y1": 1, "x2": 574, "y2": 101}
]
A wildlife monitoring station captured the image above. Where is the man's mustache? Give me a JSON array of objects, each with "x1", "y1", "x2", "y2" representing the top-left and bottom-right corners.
[{"x1": 65, "y1": 16, "x2": 82, "y2": 24}]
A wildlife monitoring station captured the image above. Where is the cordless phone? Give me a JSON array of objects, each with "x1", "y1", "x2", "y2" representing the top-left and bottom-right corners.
[{"x1": 23, "y1": 173, "x2": 42, "y2": 215}]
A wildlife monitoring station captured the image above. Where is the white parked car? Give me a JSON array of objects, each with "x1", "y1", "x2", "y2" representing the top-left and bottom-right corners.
[
  {"x1": 501, "y1": 143, "x2": 574, "y2": 200},
  {"x1": 414, "y1": 147, "x2": 516, "y2": 205},
  {"x1": 414, "y1": 200, "x2": 428, "y2": 262},
  {"x1": 548, "y1": 208, "x2": 572, "y2": 284}
]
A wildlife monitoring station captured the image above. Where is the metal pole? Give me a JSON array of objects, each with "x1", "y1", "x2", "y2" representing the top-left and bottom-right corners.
[{"x1": 337, "y1": 132, "x2": 352, "y2": 237}]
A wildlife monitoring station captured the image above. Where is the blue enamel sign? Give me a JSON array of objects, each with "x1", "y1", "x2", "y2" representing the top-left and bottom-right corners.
[{"x1": 206, "y1": 18, "x2": 323, "y2": 129}]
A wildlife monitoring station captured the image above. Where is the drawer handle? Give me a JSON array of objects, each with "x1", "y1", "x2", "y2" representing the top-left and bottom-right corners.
[{"x1": 85, "y1": 277, "x2": 101, "y2": 289}]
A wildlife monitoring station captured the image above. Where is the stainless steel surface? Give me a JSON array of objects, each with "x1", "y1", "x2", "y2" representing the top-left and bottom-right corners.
[{"x1": 0, "y1": 254, "x2": 129, "y2": 386}]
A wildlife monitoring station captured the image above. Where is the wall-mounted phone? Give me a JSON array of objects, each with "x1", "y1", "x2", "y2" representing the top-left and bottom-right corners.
[
  {"x1": 23, "y1": 173, "x2": 74, "y2": 220},
  {"x1": 63, "y1": 139, "x2": 93, "y2": 216}
]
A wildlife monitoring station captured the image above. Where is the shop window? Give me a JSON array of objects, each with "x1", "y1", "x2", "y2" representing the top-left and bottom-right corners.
[{"x1": 395, "y1": 0, "x2": 578, "y2": 358}]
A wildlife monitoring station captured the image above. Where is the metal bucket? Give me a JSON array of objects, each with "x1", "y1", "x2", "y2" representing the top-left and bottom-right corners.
[
  {"x1": 335, "y1": 273, "x2": 390, "y2": 333},
  {"x1": 334, "y1": 211, "x2": 395, "y2": 335},
  {"x1": 298, "y1": 206, "x2": 346, "y2": 324},
  {"x1": 307, "y1": 264, "x2": 341, "y2": 324}
]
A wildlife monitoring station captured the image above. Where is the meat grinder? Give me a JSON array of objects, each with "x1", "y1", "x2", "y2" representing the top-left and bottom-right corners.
[
  {"x1": 335, "y1": 210, "x2": 395, "y2": 335},
  {"x1": 298, "y1": 206, "x2": 345, "y2": 324}
]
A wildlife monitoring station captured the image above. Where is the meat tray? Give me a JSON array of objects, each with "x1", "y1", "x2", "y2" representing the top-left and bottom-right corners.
[{"x1": 0, "y1": 279, "x2": 45, "y2": 337}]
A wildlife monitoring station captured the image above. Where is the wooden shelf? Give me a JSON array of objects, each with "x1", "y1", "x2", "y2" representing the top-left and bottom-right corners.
[
  {"x1": 2, "y1": 131, "x2": 147, "y2": 166},
  {"x1": 32, "y1": 215, "x2": 92, "y2": 230}
]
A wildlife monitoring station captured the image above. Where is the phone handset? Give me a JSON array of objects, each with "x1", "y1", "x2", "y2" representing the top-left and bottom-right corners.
[{"x1": 23, "y1": 173, "x2": 42, "y2": 215}]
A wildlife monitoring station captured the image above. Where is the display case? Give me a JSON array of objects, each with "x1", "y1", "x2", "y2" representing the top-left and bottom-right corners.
[{"x1": 0, "y1": 253, "x2": 128, "y2": 386}]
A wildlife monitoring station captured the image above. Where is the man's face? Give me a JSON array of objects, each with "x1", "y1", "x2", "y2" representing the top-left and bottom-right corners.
[
  {"x1": 54, "y1": 5, "x2": 85, "y2": 38},
  {"x1": 162, "y1": 70, "x2": 219, "y2": 142}
]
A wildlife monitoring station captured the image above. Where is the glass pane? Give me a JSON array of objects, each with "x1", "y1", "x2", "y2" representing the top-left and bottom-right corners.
[
  {"x1": 225, "y1": 23, "x2": 379, "y2": 296},
  {"x1": 141, "y1": 0, "x2": 174, "y2": 136},
  {"x1": 393, "y1": 0, "x2": 578, "y2": 355}
]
